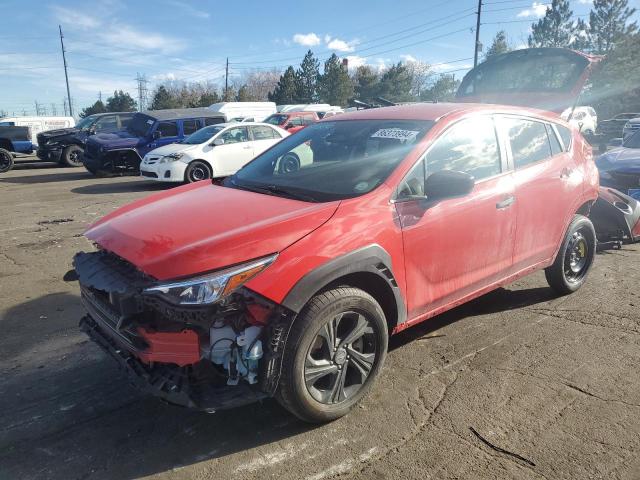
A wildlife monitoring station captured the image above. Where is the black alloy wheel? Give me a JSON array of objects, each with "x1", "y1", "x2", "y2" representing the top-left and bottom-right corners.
[
  {"x1": 61, "y1": 145, "x2": 84, "y2": 167},
  {"x1": 304, "y1": 310, "x2": 378, "y2": 404},
  {"x1": 185, "y1": 160, "x2": 212, "y2": 183},
  {"x1": 0, "y1": 148, "x2": 14, "y2": 173}
]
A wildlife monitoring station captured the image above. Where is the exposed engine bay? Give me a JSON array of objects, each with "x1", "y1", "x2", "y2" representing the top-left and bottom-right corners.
[{"x1": 73, "y1": 250, "x2": 292, "y2": 411}]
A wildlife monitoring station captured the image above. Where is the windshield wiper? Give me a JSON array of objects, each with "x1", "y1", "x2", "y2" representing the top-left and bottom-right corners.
[{"x1": 230, "y1": 178, "x2": 315, "y2": 202}]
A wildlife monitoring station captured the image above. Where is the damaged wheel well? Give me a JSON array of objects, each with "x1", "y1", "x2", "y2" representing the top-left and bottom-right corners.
[{"x1": 577, "y1": 201, "x2": 593, "y2": 216}]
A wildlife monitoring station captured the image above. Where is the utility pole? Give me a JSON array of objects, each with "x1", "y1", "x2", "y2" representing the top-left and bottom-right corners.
[
  {"x1": 59, "y1": 25, "x2": 73, "y2": 117},
  {"x1": 224, "y1": 57, "x2": 229, "y2": 100},
  {"x1": 473, "y1": 0, "x2": 483, "y2": 67}
]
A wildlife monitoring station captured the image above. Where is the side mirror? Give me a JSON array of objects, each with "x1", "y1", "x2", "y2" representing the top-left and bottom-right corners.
[
  {"x1": 424, "y1": 170, "x2": 475, "y2": 200},
  {"x1": 212, "y1": 137, "x2": 225, "y2": 146},
  {"x1": 152, "y1": 130, "x2": 161, "y2": 139}
]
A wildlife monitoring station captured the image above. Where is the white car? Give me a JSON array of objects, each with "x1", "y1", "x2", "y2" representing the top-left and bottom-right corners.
[
  {"x1": 140, "y1": 122, "x2": 288, "y2": 183},
  {"x1": 560, "y1": 106, "x2": 597, "y2": 135}
]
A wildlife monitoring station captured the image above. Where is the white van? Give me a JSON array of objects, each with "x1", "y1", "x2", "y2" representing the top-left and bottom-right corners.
[
  {"x1": 0, "y1": 116, "x2": 75, "y2": 145},
  {"x1": 208, "y1": 102, "x2": 277, "y2": 123},
  {"x1": 278, "y1": 104, "x2": 344, "y2": 118}
]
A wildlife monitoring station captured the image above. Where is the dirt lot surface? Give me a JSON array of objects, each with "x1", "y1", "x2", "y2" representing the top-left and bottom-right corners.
[{"x1": 1, "y1": 161, "x2": 639, "y2": 480}]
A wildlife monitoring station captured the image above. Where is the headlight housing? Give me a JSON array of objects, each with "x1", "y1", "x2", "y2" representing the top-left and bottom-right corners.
[
  {"x1": 164, "y1": 152, "x2": 184, "y2": 161},
  {"x1": 143, "y1": 254, "x2": 277, "y2": 306}
]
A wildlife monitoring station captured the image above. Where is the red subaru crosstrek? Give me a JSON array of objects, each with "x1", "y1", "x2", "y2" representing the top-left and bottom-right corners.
[
  {"x1": 73, "y1": 48, "x2": 600, "y2": 422},
  {"x1": 264, "y1": 111, "x2": 319, "y2": 134}
]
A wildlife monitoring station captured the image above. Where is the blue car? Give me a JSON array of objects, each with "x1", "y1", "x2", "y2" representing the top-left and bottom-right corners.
[
  {"x1": 0, "y1": 125, "x2": 33, "y2": 173},
  {"x1": 82, "y1": 108, "x2": 225, "y2": 176},
  {"x1": 596, "y1": 130, "x2": 640, "y2": 200}
]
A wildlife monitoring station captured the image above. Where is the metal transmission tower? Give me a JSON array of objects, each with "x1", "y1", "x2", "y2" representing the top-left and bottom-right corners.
[
  {"x1": 59, "y1": 25, "x2": 73, "y2": 117},
  {"x1": 135, "y1": 73, "x2": 149, "y2": 111},
  {"x1": 51, "y1": 103, "x2": 57, "y2": 116},
  {"x1": 63, "y1": 98, "x2": 68, "y2": 116}
]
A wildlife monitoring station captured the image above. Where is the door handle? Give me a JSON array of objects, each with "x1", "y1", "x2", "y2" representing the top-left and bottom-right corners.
[
  {"x1": 560, "y1": 167, "x2": 573, "y2": 178},
  {"x1": 496, "y1": 195, "x2": 515, "y2": 209}
]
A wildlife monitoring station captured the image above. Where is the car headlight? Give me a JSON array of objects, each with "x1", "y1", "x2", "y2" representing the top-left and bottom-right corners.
[
  {"x1": 164, "y1": 152, "x2": 184, "y2": 161},
  {"x1": 46, "y1": 140, "x2": 59, "y2": 147},
  {"x1": 143, "y1": 254, "x2": 277, "y2": 305}
]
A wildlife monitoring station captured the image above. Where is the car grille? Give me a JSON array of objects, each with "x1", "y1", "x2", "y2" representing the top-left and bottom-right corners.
[
  {"x1": 144, "y1": 155, "x2": 163, "y2": 165},
  {"x1": 141, "y1": 171, "x2": 158, "y2": 178}
]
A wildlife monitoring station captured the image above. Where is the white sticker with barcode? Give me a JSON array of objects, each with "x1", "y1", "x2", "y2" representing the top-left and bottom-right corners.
[{"x1": 371, "y1": 128, "x2": 419, "y2": 141}]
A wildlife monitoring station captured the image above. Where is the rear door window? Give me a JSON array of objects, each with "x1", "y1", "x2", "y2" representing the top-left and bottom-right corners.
[
  {"x1": 426, "y1": 116, "x2": 502, "y2": 181},
  {"x1": 502, "y1": 118, "x2": 552, "y2": 168},
  {"x1": 118, "y1": 114, "x2": 134, "y2": 129},
  {"x1": 156, "y1": 121, "x2": 178, "y2": 137},
  {"x1": 251, "y1": 125, "x2": 280, "y2": 140},
  {"x1": 183, "y1": 120, "x2": 199, "y2": 135}
]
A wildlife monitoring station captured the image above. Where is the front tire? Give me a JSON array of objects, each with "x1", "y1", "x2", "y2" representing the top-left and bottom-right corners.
[
  {"x1": 545, "y1": 214, "x2": 596, "y2": 295},
  {"x1": 0, "y1": 148, "x2": 14, "y2": 173},
  {"x1": 277, "y1": 287, "x2": 388, "y2": 423},
  {"x1": 60, "y1": 145, "x2": 84, "y2": 167},
  {"x1": 184, "y1": 160, "x2": 212, "y2": 183}
]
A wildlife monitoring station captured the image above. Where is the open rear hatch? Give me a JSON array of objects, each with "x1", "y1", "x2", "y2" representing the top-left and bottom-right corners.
[{"x1": 456, "y1": 48, "x2": 602, "y2": 114}]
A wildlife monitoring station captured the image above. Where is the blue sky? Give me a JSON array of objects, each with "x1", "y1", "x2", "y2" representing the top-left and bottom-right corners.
[{"x1": 0, "y1": 0, "x2": 624, "y2": 116}]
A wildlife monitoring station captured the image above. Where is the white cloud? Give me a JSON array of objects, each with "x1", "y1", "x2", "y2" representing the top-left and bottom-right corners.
[
  {"x1": 99, "y1": 26, "x2": 186, "y2": 54},
  {"x1": 517, "y1": 2, "x2": 550, "y2": 18},
  {"x1": 432, "y1": 62, "x2": 472, "y2": 72},
  {"x1": 292, "y1": 33, "x2": 321, "y2": 46},
  {"x1": 70, "y1": 74, "x2": 136, "y2": 96},
  {"x1": 400, "y1": 54, "x2": 418, "y2": 63},
  {"x1": 164, "y1": 0, "x2": 210, "y2": 18},
  {"x1": 325, "y1": 36, "x2": 356, "y2": 53},
  {"x1": 50, "y1": 6, "x2": 100, "y2": 29},
  {"x1": 345, "y1": 55, "x2": 366, "y2": 69}
]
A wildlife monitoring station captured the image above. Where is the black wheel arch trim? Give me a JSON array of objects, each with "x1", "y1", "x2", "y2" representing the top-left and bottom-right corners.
[{"x1": 281, "y1": 244, "x2": 407, "y2": 327}]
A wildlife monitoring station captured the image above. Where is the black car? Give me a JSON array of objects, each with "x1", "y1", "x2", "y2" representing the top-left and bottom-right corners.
[
  {"x1": 37, "y1": 112, "x2": 135, "y2": 167},
  {"x1": 596, "y1": 113, "x2": 640, "y2": 142},
  {"x1": 596, "y1": 130, "x2": 640, "y2": 200}
]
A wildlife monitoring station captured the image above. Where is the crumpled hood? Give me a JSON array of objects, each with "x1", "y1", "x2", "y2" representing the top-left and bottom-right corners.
[
  {"x1": 145, "y1": 143, "x2": 199, "y2": 157},
  {"x1": 85, "y1": 182, "x2": 339, "y2": 280},
  {"x1": 599, "y1": 147, "x2": 640, "y2": 173},
  {"x1": 88, "y1": 130, "x2": 142, "y2": 150},
  {"x1": 39, "y1": 127, "x2": 79, "y2": 139}
]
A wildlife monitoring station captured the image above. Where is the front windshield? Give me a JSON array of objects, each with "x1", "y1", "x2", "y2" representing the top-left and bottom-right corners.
[
  {"x1": 623, "y1": 130, "x2": 640, "y2": 148},
  {"x1": 265, "y1": 114, "x2": 287, "y2": 125},
  {"x1": 127, "y1": 113, "x2": 155, "y2": 136},
  {"x1": 183, "y1": 125, "x2": 225, "y2": 145},
  {"x1": 76, "y1": 116, "x2": 97, "y2": 130},
  {"x1": 228, "y1": 119, "x2": 433, "y2": 202}
]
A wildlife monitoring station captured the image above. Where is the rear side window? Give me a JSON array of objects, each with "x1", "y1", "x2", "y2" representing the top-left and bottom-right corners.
[
  {"x1": 183, "y1": 120, "x2": 199, "y2": 135},
  {"x1": 205, "y1": 117, "x2": 224, "y2": 126},
  {"x1": 156, "y1": 121, "x2": 178, "y2": 137},
  {"x1": 251, "y1": 125, "x2": 279, "y2": 140},
  {"x1": 503, "y1": 118, "x2": 551, "y2": 168},
  {"x1": 119, "y1": 114, "x2": 133, "y2": 128},
  {"x1": 426, "y1": 116, "x2": 501, "y2": 181},
  {"x1": 547, "y1": 124, "x2": 563, "y2": 156},
  {"x1": 556, "y1": 124, "x2": 572, "y2": 151}
]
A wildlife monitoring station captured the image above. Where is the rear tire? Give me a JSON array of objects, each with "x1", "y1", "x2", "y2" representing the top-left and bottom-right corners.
[
  {"x1": 277, "y1": 287, "x2": 388, "y2": 423},
  {"x1": 184, "y1": 160, "x2": 212, "y2": 183},
  {"x1": 0, "y1": 148, "x2": 14, "y2": 173},
  {"x1": 60, "y1": 145, "x2": 84, "y2": 167},
  {"x1": 545, "y1": 214, "x2": 596, "y2": 295}
]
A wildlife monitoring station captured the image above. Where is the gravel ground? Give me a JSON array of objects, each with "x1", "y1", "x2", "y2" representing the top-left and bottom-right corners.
[{"x1": 1, "y1": 162, "x2": 639, "y2": 480}]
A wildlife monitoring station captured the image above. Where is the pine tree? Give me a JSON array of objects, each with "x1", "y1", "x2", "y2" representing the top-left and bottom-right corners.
[
  {"x1": 353, "y1": 65, "x2": 380, "y2": 103},
  {"x1": 528, "y1": 0, "x2": 578, "y2": 48},
  {"x1": 150, "y1": 86, "x2": 178, "y2": 110},
  {"x1": 378, "y1": 63, "x2": 414, "y2": 102},
  {"x1": 79, "y1": 100, "x2": 107, "y2": 118},
  {"x1": 485, "y1": 30, "x2": 510, "y2": 59},
  {"x1": 268, "y1": 67, "x2": 301, "y2": 104},
  {"x1": 420, "y1": 74, "x2": 460, "y2": 102},
  {"x1": 105, "y1": 90, "x2": 137, "y2": 112},
  {"x1": 297, "y1": 50, "x2": 320, "y2": 103},
  {"x1": 586, "y1": 0, "x2": 638, "y2": 54},
  {"x1": 316, "y1": 54, "x2": 353, "y2": 106}
]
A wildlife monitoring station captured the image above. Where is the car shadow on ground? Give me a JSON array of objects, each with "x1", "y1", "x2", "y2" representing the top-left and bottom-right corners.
[
  {"x1": 71, "y1": 180, "x2": 175, "y2": 195},
  {"x1": 0, "y1": 170, "x2": 93, "y2": 184},
  {"x1": 0, "y1": 284, "x2": 558, "y2": 479}
]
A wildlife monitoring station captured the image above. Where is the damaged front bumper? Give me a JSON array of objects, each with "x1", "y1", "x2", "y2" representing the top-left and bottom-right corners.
[{"x1": 73, "y1": 250, "x2": 294, "y2": 412}]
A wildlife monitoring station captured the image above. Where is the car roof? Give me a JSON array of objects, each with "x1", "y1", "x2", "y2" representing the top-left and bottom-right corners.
[
  {"x1": 330, "y1": 102, "x2": 563, "y2": 124},
  {"x1": 141, "y1": 108, "x2": 225, "y2": 121},
  {"x1": 217, "y1": 122, "x2": 283, "y2": 127}
]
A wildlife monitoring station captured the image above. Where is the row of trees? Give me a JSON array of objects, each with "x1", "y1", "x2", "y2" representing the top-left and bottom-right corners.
[
  {"x1": 79, "y1": 0, "x2": 637, "y2": 119},
  {"x1": 79, "y1": 90, "x2": 137, "y2": 118}
]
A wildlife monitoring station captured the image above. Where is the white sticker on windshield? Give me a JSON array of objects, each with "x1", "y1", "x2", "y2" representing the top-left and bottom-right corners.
[
  {"x1": 371, "y1": 128, "x2": 419, "y2": 141},
  {"x1": 147, "y1": 119, "x2": 154, "y2": 125}
]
